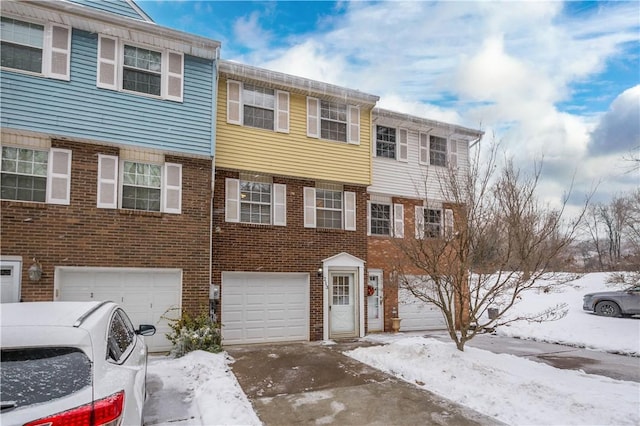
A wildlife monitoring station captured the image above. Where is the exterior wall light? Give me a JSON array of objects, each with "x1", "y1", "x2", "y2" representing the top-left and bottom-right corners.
[
  {"x1": 28, "y1": 259, "x2": 42, "y2": 282},
  {"x1": 317, "y1": 267, "x2": 323, "y2": 277}
]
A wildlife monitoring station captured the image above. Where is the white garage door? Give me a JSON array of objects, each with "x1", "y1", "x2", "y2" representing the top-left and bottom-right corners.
[
  {"x1": 398, "y1": 277, "x2": 448, "y2": 331},
  {"x1": 222, "y1": 272, "x2": 309, "y2": 345},
  {"x1": 56, "y1": 267, "x2": 182, "y2": 352}
]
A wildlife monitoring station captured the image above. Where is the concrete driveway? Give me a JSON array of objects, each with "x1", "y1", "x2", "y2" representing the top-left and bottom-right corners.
[{"x1": 226, "y1": 340, "x2": 501, "y2": 426}]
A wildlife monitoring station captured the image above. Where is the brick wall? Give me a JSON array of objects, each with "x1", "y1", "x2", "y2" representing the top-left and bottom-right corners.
[
  {"x1": 212, "y1": 168, "x2": 369, "y2": 340},
  {"x1": 0, "y1": 139, "x2": 212, "y2": 314},
  {"x1": 368, "y1": 197, "x2": 467, "y2": 331}
]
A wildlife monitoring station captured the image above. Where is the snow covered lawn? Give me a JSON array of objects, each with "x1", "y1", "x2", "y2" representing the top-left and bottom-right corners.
[{"x1": 144, "y1": 273, "x2": 640, "y2": 425}]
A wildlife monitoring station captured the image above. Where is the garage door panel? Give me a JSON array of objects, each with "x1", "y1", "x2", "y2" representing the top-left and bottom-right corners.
[
  {"x1": 222, "y1": 272, "x2": 309, "y2": 344},
  {"x1": 398, "y1": 277, "x2": 448, "y2": 331},
  {"x1": 57, "y1": 268, "x2": 181, "y2": 352}
]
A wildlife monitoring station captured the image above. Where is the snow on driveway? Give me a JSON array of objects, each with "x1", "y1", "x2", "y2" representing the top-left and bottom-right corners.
[{"x1": 144, "y1": 273, "x2": 640, "y2": 425}]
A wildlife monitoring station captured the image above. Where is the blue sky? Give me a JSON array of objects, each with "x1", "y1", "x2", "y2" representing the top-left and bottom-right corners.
[{"x1": 139, "y1": 0, "x2": 639, "y2": 209}]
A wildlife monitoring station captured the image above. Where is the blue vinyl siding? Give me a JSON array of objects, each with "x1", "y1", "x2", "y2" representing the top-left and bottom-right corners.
[
  {"x1": 68, "y1": 0, "x2": 149, "y2": 21},
  {"x1": 0, "y1": 29, "x2": 215, "y2": 157}
]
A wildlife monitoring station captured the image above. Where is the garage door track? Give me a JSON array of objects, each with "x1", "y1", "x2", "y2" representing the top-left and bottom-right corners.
[{"x1": 226, "y1": 340, "x2": 500, "y2": 425}]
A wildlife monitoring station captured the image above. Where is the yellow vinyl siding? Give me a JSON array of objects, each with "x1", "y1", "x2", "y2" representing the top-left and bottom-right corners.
[{"x1": 215, "y1": 78, "x2": 372, "y2": 185}]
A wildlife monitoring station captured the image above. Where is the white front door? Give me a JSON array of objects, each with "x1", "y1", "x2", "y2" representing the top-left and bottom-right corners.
[
  {"x1": 0, "y1": 261, "x2": 21, "y2": 303},
  {"x1": 330, "y1": 272, "x2": 357, "y2": 337},
  {"x1": 367, "y1": 271, "x2": 383, "y2": 332}
]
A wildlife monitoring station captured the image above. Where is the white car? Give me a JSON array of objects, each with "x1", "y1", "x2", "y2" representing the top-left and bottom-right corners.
[{"x1": 1, "y1": 301, "x2": 156, "y2": 426}]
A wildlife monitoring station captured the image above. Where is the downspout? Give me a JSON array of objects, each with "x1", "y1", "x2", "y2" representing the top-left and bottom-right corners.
[{"x1": 209, "y1": 46, "x2": 220, "y2": 320}]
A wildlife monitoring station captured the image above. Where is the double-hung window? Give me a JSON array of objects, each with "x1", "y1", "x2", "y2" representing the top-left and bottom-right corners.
[
  {"x1": 368, "y1": 201, "x2": 404, "y2": 238},
  {"x1": 0, "y1": 16, "x2": 71, "y2": 80},
  {"x1": 415, "y1": 206, "x2": 454, "y2": 239},
  {"x1": 97, "y1": 154, "x2": 182, "y2": 214},
  {"x1": 225, "y1": 176, "x2": 286, "y2": 226},
  {"x1": 303, "y1": 184, "x2": 356, "y2": 231},
  {"x1": 376, "y1": 126, "x2": 396, "y2": 159},
  {"x1": 1, "y1": 145, "x2": 72, "y2": 205},
  {"x1": 97, "y1": 35, "x2": 183, "y2": 101},
  {"x1": 122, "y1": 45, "x2": 162, "y2": 96},
  {"x1": 375, "y1": 125, "x2": 409, "y2": 161},
  {"x1": 307, "y1": 97, "x2": 360, "y2": 144},
  {"x1": 226, "y1": 80, "x2": 289, "y2": 132},
  {"x1": 419, "y1": 133, "x2": 459, "y2": 168},
  {"x1": 370, "y1": 203, "x2": 391, "y2": 235}
]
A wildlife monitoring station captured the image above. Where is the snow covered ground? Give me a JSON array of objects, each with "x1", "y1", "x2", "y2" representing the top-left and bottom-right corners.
[{"x1": 145, "y1": 272, "x2": 640, "y2": 425}]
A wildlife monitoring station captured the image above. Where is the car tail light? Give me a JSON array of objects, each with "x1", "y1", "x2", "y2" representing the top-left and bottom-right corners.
[{"x1": 24, "y1": 391, "x2": 124, "y2": 426}]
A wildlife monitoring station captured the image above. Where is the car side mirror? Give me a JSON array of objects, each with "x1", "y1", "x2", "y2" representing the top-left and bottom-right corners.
[{"x1": 136, "y1": 324, "x2": 156, "y2": 336}]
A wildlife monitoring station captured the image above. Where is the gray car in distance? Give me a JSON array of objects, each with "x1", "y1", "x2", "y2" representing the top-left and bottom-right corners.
[{"x1": 583, "y1": 285, "x2": 640, "y2": 317}]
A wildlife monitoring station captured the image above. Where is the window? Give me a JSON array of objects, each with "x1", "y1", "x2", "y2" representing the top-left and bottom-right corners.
[
  {"x1": 1, "y1": 145, "x2": 71, "y2": 204},
  {"x1": 0, "y1": 17, "x2": 70, "y2": 79},
  {"x1": 97, "y1": 154, "x2": 182, "y2": 214},
  {"x1": 225, "y1": 177, "x2": 286, "y2": 226},
  {"x1": 320, "y1": 100, "x2": 348, "y2": 142},
  {"x1": 368, "y1": 202, "x2": 404, "y2": 238},
  {"x1": 243, "y1": 84, "x2": 275, "y2": 130},
  {"x1": 332, "y1": 275, "x2": 351, "y2": 305},
  {"x1": 376, "y1": 126, "x2": 396, "y2": 159},
  {"x1": 1, "y1": 17, "x2": 43, "y2": 73},
  {"x1": 307, "y1": 97, "x2": 360, "y2": 144},
  {"x1": 424, "y1": 209, "x2": 442, "y2": 238},
  {"x1": 108, "y1": 310, "x2": 135, "y2": 362},
  {"x1": 430, "y1": 135, "x2": 447, "y2": 166},
  {"x1": 316, "y1": 188, "x2": 343, "y2": 229},
  {"x1": 370, "y1": 203, "x2": 391, "y2": 235},
  {"x1": 240, "y1": 180, "x2": 272, "y2": 224},
  {"x1": 415, "y1": 206, "x2": 454, "y2": 239},
  {"x1": 226, "y1": 80, "x2": 289, "y2": 132},
  {"x1": 97, "y1": 35, "x2": 183, "y2": 101},
  {"x1": 123, "y1": 45, "x2": 161, "y2": 96},
  {"x1": 122, "y1": 161, "x2": 161, "y2": 211},
  {"x1": 303, "y1": 186, "x2": 356, "y2": 231}
]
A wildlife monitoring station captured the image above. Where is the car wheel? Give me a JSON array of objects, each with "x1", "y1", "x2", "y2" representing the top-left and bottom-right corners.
[{"x1": 595, "y1": 301, "x2": 621, "y2": 317}]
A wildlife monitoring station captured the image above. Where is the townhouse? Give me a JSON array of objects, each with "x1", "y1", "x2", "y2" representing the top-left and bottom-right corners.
[
  {"x1": 367, "y1": 108, "x2": 483, "y2": 332},
  {"x1": 212, "y1": 60, "x2": 379, "y2": 344},
  {"x1": 0, "y1": 0, "x2": 220, "y2": 351}
]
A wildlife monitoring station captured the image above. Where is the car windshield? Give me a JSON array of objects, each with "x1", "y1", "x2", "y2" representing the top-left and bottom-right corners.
[{"x1": 0, "y1": 347, "x2": 92, "y2": 410}]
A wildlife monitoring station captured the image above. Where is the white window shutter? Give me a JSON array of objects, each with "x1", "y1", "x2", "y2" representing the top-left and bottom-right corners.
[
  {"x1": 227, "y1": 80, "x2": 242, "y2": 125},
  {"x1": 344, "y1": 191, "x2": 356, "y2": 231},
  {"x1": 415, "y1": 206, "x2": 425, "y2": 239},
  {"x1": 449, "y1": 140, "x2": 459, "y2": 169},
  {"x1": 47, "y1": 24, "x2": 71, "y2": 80},
  {"x1": 419, "y1": 133, "x2": 429, "y2": 165},
  {"x1": 276, "y1": 90, "x2": 290, "y2": 133},
  {"x1": 394, "y1": 203, "x2": 404, "y2": 238},
  {"x1": 97, "y1": 154, "x2": 118, "y2": 209},
  {"x1": 163, "y1": 163, "x2": 182, "y2": 214},
  {"x1": 46, "y1": 148, "x2": 72, "y2": 205},
  {"x1": 307, "y1": 97, "x2": 320, "y2": 138},
  {"x1": 398, "y1": 128, "x2": 408, "y2": 162},
  {"x1": 273, "y1": 183, "x2": 287, "y2": 226},
  {"x1": 225, "y1": 178, "x2": 240, "y2": 222},
  {"x1": 347, "y1": 106, "x2": 360, "y2": 144},
  {"x1": 445, "y1": 208, "x2": 454, "y2": 237},
  {"x1": 97, "y1": 35, "x2": 118, "y2": 90},
  {"x1": 367, "y1": 201, "x2": 371, "y2": 236},
  {"x1": 166, "y1": 51, "x2": 184, "y2": 102},
  {"x1": 303, "y1": 187, "x2": 316, "y2": 228}
]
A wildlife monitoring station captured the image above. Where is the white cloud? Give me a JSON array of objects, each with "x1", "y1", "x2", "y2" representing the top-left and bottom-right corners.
[
  {"x1": 589, "y1": 85, "x2": 640, "y2": 155},
  {"x1": 232, "y1": 11, "x2": 272, "y2": 50}
]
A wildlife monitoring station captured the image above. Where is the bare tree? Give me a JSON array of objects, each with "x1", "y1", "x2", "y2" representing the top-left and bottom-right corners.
[{"x1": 392, "y1": 141, "x2": 588, "y2": 351}]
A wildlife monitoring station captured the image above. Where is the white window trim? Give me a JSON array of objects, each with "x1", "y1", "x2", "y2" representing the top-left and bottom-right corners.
[
  {"x1": 97, "y1": 36, "x2": 184, "y2": 102},
  {"x1": 226, "y1": 80, "x2": 290, "y2": 133},
  {"x1": 415, "y1": 206, "x2": 447, "y2": 239},
  {"x1": 429, "y1": 134, "x2": 449, "y2": 168},
  {"x1": 225, "y1": 178, "x2": 287, "y2": 226},
  {"x1": 304, "y1": 187, "x2": 356, "y2": 231},
  {"x1": 368, "y1": 201, "x2": 392, "y2": 236},
  {"x1": 307, "y1": 97, "x2": 360, "y2": 144},
  {"x1": 0, "y1": 16, "x2": 70, "y2": 81}
]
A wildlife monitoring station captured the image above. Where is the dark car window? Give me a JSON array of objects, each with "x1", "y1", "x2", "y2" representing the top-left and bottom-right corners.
[
  {"x1": 108, "y1": 309, "x2": 135, "y2": 362},
  {"x1": 0, "y1": 347, "x2": 91, "y2": 410}
]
